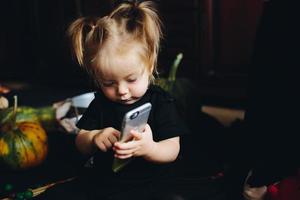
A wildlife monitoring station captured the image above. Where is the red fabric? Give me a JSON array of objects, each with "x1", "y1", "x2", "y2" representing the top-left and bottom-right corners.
[{"x1": 266, "y1": 171, "x2": 300, "y2": 200}]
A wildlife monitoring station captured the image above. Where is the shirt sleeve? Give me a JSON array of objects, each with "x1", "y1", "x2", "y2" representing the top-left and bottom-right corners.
[
  {"x1": 76, "y1": 98, "x2": 102, "y2": 130},
  {"x1": 153, "y1": 96, "x2": 190, "y2": 141}
]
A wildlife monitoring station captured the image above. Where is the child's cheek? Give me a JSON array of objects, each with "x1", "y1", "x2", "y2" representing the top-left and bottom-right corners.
[
  {"x1": 134, "y1": 81, "x2": 149, "y2": 97},
  {"x1": 102, "y1": 87, "x2": 116, "y2": 100}
]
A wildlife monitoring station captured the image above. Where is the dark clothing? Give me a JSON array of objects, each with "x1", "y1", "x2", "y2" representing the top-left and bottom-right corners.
[
  {"x1": 244, "y1": 0, "x2": 300, "y2": 187},
  {"x1": 77, "y1": 85, "x2": 187, "y2": 141},
  {"x1": 36, "y1": 84, "x2": 231, "y2": 200},
  {"x1": 76, "y1": 84, "x2": 188, "y2": 181}
]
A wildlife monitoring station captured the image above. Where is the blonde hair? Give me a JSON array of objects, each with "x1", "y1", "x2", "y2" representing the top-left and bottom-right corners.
[{"x1": 67, "y1": 1, "x2": 162, "y2": 82}]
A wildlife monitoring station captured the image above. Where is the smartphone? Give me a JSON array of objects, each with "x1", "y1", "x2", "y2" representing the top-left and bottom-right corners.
[{"x1": 112, "y1": 102, "x2": 152, "y2": 172}]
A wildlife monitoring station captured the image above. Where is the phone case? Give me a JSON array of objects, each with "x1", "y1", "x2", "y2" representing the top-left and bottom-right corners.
[{"x1": 112, "y1": 103, "x2": 152, "y2": 172}]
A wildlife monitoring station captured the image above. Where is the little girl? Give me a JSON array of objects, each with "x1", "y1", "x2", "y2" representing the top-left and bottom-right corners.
[{"x1": 38, "y1": 1, "x2": 188, "y2": 200}]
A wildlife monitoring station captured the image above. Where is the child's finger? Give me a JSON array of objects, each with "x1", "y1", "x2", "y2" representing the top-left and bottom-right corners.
[
  {"x1": 114, "y1": 140, "x2": 137, "y2": 150},
  {"x1": 144, "y1": 124, "x2": 151, "y2": 131},
  {"x1": 98, "y1": 142, "x2": 107, "y2": 152},
  {"x1": 114, "y1": 147, "x2": 137, "y2": 156},
  {"x1": 112, "y1": 131, "x2": 121, "y2": 139},
  {"x1": 115, "y1": 153, "x2": 132, "y2": 159},
  {"x1": 108, "y1": 133, "x2": 119, "y2": 144},
  {"x1": 103, "y1": 139, "x2": 113, "y2": 149},
  {"x1": 130, "y1": 129, "x2": 142, "y2": 140}
]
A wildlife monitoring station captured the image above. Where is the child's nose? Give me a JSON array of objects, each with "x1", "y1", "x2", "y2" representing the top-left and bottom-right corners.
[{"x1": 117, "y1": 84, "x2": 128, "y2": 96}]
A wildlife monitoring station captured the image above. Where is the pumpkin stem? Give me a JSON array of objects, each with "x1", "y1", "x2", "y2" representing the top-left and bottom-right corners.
[
  {"x1": 12, "y1": 95, "x2": 18, "y2": 129},
  {"x1": 168, "y1": 53, "x2": 183, "y2": 82}
]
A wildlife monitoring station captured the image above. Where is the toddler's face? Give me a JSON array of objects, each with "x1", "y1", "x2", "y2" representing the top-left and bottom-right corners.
[{"x1": 95, "y1": 52, "x2": 151, "y2": 105}]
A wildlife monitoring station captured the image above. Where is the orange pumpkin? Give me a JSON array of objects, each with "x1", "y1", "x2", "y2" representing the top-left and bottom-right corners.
[{"x1": 0, "y1": 120, "x2": 48, "y2": 170}]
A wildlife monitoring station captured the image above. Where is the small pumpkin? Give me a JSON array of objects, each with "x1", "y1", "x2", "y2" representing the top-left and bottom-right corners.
[
  {"x1": 0, "y1": 121, "x2": 48, "y2": 170},
  {"x1": 0, "y1": 105, "x2": 56, "y2": 132},
  {"x1": 0, "y1": 96, "x2": 48, "y2": 170}
]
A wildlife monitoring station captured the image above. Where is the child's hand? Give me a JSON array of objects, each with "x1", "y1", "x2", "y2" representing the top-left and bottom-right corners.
[
  {"x1": 93, "y1": 127, "x2": 120, "y2": 152},
  {"x1": 113, "y1": 124, "x2": 157, "y2": 160}
]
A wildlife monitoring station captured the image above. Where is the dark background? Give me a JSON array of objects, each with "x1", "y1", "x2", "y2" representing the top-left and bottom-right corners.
[
  {"x1": 0, "y1": 0, "x2": 264, "y2": 108},
  {"x1": 1, "y1": 1, "x2": 300, "y2": 198}
]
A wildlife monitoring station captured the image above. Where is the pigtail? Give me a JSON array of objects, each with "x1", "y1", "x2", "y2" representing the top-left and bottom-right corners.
[
  {"x1": 138, "y1": 1, "x2": 163, "y2": 71},
  {"x1": 109, "y1": 1, "x2": 162, "y2": 70},
  {"x1": 67, "y1": 17, "x2": 106, "y2": 67},
  {"x1": 67, "y1": 18, "x2": 88, "y2": 66},
  {"x1": 67, "y1": 1, "x2": 163, "y2": 85}
]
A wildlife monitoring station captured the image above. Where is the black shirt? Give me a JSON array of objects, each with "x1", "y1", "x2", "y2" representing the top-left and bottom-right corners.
[{"x1": 77, "y1": 85, "x2": 188, "y2": 181}]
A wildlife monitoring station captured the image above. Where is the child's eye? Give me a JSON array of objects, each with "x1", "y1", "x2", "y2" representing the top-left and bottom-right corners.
[
  {"x1": 101, "y1": 81, "x2": 114, "y2": 87},
  {"x1": 127, "y1": 78, "x2": 137, "y2": 83}
]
